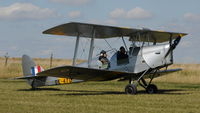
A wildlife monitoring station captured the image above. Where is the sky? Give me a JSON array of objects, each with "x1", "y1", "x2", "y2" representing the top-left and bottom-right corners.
[{"x1": 0, "y1": 0, "x2": 199, "y2": 63}]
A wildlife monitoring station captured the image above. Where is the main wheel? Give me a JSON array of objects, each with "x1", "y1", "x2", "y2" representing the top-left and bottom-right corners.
[
  {"x1": 125, "y1": 84, "x2": 137, "y2": 95},
  {"x1": 146, "y1": 84, "x2": 158, "y2": 94}
]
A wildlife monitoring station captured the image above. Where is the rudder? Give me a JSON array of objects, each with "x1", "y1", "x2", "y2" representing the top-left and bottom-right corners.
[{"x1": 22, "y1": 55, "x2": 36, "y2": 77}]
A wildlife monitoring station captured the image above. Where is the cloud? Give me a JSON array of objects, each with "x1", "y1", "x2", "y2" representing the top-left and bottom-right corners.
[
  {"x1": 126, "y1": 7, "x2": 153, "y2": 19},
  {"x1": 184, "y1": 13, "x2": 200, "y2": 22},
  {"x1": 68, "y1": 11, "x2": 81, "y2": 18},
  {"x1": 49, "y1": 0, "x2": 91, "y2": 5},
  {"x1": 0, "y1": 3, "x2": 56, "y2": 20},
  {"x1": 110, "y1": 7, "x2": 153, "y2": 20},
  {"x1": 110, "y1": 8, "x2": 126, "y2": 19}
]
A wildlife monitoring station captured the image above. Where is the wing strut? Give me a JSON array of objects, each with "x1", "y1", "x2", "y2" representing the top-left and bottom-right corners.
[
  {"x1": 169, "y1": 34, "x2": 173, "y2": 63},
  {"x1": 122, "y1": 36, "x2": 128, "y2": 52},
  {"x1": 72, "y1": 33, "x2": 80, "y2": 66},
  {"x1": 88, "y1": 28, "x2": 95, "y2": 68}
]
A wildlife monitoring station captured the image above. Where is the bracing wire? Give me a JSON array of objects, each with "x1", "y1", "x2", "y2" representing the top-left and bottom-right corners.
[
  {"x1": 104, "y1": 39, "x2": 113, "y2": 50},
  {"x1": 79, "y1": 38, "x2": 90, "y2": 59}
]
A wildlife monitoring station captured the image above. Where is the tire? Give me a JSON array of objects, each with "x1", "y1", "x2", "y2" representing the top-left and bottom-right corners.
[
  {"x1": 125, "y1": 84, "x2": 137, "y2": 95},
  {"x1": 146, "y1": 84, "x2": 158, "y2": 94}
]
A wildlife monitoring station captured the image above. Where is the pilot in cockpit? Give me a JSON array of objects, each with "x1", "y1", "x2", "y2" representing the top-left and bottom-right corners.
[
  {"x1": 117, "y1": 46, "x2": 128, "y2": 60},
  {"x1": 98, "y1": 50, "x2": 110, "y2": 69},
  {"x1": 117, "y1": 46, "x2": 129, "y2": 65}
]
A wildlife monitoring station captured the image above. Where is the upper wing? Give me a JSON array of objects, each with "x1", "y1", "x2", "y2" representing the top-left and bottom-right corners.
[
  {"x1": 43, "y1": 22, "x2": 187, "y2": 42},
  {"x1": 37, "y1": 65, "x2": 135, "y2": 81},
  {"x1": 129, "y1": 30, "x2": 187, "y2": 43},
  {"x1": 43, "y1": 22, "x2": 134, "y2": 39}
]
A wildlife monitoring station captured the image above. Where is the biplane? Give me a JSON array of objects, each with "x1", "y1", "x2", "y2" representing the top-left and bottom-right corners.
[{"x1": 17, "y1": 22, "x2": 187, "y2": 94}]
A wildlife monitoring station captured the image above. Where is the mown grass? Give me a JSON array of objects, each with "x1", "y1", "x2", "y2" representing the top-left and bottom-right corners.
[
  {"x1": 0, "y1": 79, "x2": 200, "y2": 113},
  {"x1": 0, "y1": 57, "x2": 200, "y2": 113}
]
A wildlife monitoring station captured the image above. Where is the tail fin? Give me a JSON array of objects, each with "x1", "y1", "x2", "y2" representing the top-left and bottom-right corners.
[
  {"x1": 22, "y1": 55, "x2": 44, "y2": 77},
  {"x1": 22, "y1": 55, "x2": 44, "y2": 88}
]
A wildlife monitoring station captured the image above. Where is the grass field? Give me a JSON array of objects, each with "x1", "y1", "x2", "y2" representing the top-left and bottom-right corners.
[{"x1": 0, "y1": 57, "x2": 200, "y2": 113}]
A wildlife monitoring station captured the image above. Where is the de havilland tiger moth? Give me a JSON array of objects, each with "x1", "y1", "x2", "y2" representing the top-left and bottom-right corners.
[{"x1": 16, "y1": 22, "x2": 187, "y2": 95}]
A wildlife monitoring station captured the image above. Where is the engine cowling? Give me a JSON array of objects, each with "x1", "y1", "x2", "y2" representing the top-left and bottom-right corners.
[{"x1": 142, "y1": 44, "x2": 172, "y2": 68}]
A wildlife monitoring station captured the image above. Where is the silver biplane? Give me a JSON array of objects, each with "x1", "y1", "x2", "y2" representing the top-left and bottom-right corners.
[{"x1": 18, "y1": 22, "x2": 187, "y2": 94}]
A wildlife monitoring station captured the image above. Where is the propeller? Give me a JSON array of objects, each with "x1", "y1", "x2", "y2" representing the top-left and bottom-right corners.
[{"x1": 164, "y1": 35, "x2": 182, "y2": 58}]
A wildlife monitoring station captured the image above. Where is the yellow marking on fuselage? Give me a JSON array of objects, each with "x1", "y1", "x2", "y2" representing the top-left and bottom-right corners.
[{"x1": 58, "y1": 78, "x2": 72, "y2": 84}]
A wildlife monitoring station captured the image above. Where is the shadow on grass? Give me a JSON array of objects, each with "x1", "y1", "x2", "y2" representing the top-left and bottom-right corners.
[
  {"x1": 51, "y1": 89, "x2": 189, "y2": 96},
  {"x1": 176, "y1": 85, "x2": 200, "y2": 89},
  {"x1": 17, "y1": 87, "x2": 190, "y2": 95},
  {"x1": 53, "y1": 90, "x2": 124, "y2": 96},
  {"x1": 17, "y1": 88, "x2": 61, "y2": 91},
  {"x1": 17, "y1": 88, "x2": 124, "y2": 95},
  {"x1": 137, "y1": 89, "x2": 190, "y2": 95}
]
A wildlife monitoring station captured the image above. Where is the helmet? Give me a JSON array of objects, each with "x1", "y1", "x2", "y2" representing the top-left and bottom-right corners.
[
  {"x1": 120, "y1": 46, "x2": 125, "y2": 51},
  {"x1": 100, "y1": 50, "x2": 106, "y2": 54}
]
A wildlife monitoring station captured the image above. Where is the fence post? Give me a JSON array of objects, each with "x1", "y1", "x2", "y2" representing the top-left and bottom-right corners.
[
  {"x1": 50, "y1": 53, "x2": 53, "y2": 68},
  {"x1": 4, "y1": 52, "x2": 9, "y2": 67}
]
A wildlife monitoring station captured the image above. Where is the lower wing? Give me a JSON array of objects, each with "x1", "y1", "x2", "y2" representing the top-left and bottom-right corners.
[
  {"x1": 152, "y1": 68, "x2": 182, "y2": 78},
  {"x1": 37, "y1": 65, "x2": 135, "y2": 81},
  {"x1": 37, "y1": 65, "x2": 182, "y2": 81},
  {"x1": 118, "y1": 68, "x2": 182, "y2": 81}
]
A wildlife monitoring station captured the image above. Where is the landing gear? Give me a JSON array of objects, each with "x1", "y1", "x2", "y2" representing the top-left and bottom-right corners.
[
  {"x1": 125, "y1": 84, "x2": 137, "y2": 94},
  {"x1": 31, "y1": 79, "x2": 37, "y2": 90},
  {"x1": 125, "y1": 69, "x2": 158, "y2": 95},
  {"x1": 138, "y1": 77, "x2": 158, "y2": 94},
  {"x1": 125, "y1": 75, "x2": 138, "y2": 95}
]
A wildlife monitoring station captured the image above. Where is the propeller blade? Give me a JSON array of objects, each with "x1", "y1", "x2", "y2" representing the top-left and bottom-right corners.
[
  {"x1": 164, "y1": 46, "x2": 173, "y2": 58},
  {"x1": 164, "y1": 35, "x2": 181, "y2": 58}
]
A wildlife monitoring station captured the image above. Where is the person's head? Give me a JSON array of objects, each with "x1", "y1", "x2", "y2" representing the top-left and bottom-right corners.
[
  {"x1": 120, "y1": 46, "x2": 125, "y2": 53},
  {"x1": 100, "y1": 50, "x2": 107, "y2": 57}
]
